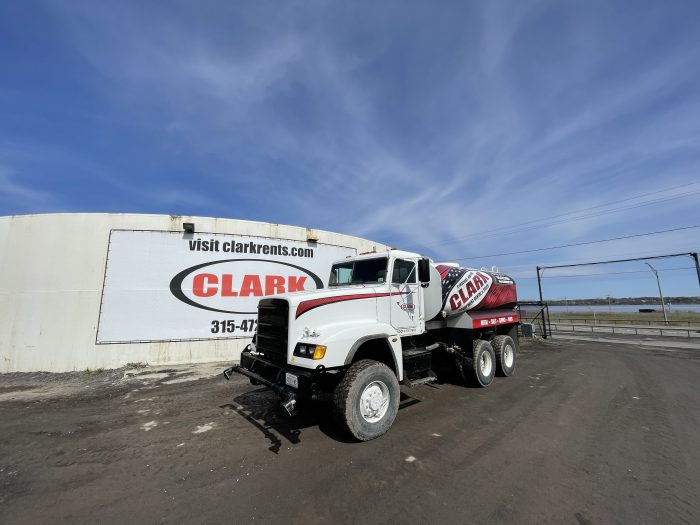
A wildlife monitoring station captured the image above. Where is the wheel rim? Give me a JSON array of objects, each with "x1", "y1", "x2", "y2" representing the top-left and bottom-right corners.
[
  {"x1": 503, "y1": 345, "x2": 514, "y2": 368},
  {"x1": 480, "y1": 351, "x2": 493, "y2": 377},
  {"x1": 359, "y1": 380, "x2": 390, "y2": 423}
]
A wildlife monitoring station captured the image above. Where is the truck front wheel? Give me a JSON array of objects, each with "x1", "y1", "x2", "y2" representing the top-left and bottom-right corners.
[{"x1": 333, "y1": 360, "x2": 400, "y2": 441}]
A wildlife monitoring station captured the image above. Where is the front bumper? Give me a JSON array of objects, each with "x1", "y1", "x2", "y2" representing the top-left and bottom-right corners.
[{"x1": 223, "y1": 348, "x2": 331, "y2": 402}]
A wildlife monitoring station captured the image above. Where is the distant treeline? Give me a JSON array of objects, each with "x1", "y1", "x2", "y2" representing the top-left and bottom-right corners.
[{"x1": 544, "y1": 296, "x2": 700, "y2": 306}]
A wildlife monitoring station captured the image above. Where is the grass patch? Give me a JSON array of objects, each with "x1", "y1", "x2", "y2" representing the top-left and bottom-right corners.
[{"x1": 545, "y1": 311, "x2": 700, "y2": 326}]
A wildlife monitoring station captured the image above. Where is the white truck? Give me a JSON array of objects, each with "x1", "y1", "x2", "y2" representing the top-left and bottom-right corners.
[{"x1": 224, "y1": 249, "x2": 519, "y2": 441}]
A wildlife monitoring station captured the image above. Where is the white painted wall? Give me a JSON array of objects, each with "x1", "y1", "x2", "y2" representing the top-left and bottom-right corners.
[{"x1": 0, "y1": 214, "x2": 386, "y2": 372}]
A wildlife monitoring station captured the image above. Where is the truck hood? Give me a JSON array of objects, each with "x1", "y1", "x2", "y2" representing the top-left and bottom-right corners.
[{"x1": 275, "y1": 285, "x2": 387, "y2": 318}]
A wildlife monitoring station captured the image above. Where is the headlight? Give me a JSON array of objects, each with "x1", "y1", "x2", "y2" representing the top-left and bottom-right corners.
[{"x1": 294, "y1": 344, "x2": 327, "y2": 360}]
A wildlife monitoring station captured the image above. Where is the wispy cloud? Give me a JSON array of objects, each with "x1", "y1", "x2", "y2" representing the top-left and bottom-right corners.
[
  {"x1": 0, "y1": 165, "x2": 52, "y2": 211},
  {"x1": 2, "y1": 0, "x2": 699, "y2": 297}
]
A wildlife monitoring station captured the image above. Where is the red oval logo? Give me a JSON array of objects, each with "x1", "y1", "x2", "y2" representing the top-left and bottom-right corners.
[{"x1": 170, "y1": 259, "x2": 323, "y2": 314}]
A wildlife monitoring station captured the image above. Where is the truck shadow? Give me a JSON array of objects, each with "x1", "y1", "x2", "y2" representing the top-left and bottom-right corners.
[{"x1": 220, "y1": 389, "x2": 422, "y2": 452}]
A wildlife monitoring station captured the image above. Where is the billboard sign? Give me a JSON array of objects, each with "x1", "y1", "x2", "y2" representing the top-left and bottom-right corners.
[{"x1": 97, "y1": 230, "x2": 356, "y2": 343}]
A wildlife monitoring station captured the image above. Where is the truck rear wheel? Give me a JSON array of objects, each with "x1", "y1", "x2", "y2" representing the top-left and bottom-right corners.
[
  {"x1": 491, "y1": 335, "x2": 516, "y2": 377},
  {"x1": 333, "y1": 359, "x2": 400, "y2": 441},
  {"x1": 466, "y1": 339, "x2": 496, "y2": 387}
]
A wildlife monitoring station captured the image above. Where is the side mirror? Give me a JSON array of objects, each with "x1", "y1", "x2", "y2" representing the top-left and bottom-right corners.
[{"x1": 418, "y1": 258, "x2": 431, "y2": 284}]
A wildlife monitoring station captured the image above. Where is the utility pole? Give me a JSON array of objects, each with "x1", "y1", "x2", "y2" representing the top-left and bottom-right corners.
[
  {"x1": 692, "y1": 252, "x2": 700, "y2": 288},
  {"x1": 606, "y1": 294, "x2": 612, "y2": 313},
  {"x1": 645, "y1": 263, "x2": 668, "y2": 324}
]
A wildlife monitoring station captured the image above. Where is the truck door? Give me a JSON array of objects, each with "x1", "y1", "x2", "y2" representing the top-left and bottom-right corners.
[{"x1": 390, "y1": 259, "x2": 422, "y2": 334}]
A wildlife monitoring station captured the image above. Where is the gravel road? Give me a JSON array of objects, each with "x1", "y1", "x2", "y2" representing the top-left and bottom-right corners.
[{"x1": 1, "y1": 339, "x2": 698, "y2": 524}]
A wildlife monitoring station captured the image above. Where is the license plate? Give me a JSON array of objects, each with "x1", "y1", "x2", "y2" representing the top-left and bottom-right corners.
[{"x1": 285, "y1": 372, "x2": 298, "y2": 389}]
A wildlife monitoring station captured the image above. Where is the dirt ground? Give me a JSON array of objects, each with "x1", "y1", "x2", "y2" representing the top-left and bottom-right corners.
[{"x1": 1, "y1": 338, "x2": 699, "y2": 524}]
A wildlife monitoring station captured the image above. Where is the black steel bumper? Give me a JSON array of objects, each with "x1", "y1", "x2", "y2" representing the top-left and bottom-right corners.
[{"x1": 223, "y1": 349, "x2": 331, "y2": 410}]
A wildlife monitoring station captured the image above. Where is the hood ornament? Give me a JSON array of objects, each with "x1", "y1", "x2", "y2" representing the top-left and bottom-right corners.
[{"x1": 303, "y1": 327, "x2": 320, "y2": 338}]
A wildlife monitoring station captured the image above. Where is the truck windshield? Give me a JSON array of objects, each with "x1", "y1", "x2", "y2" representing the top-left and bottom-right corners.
[{"x1": 329, "y1": 257, "x2": 388, "y2": 286}]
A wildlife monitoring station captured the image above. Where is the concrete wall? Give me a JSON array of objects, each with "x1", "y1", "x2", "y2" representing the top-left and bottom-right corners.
[{"x1": 0, "y1": 214, "x2": 386, "y2": 372}]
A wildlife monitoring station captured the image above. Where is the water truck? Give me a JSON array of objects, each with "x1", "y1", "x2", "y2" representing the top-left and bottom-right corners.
[{"x1": 224, "y1": 249, "x2": 519, "y2": 441}]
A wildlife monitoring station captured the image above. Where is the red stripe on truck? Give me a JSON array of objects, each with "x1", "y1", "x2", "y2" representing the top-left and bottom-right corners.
[{"x1": 295, "y1": 292, "x2": 405, "y2": 318}]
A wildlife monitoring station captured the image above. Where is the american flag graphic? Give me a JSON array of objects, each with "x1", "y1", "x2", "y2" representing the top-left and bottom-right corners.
[{"x1": 436, "y1": 264, "x2": 467, "y2": 307}]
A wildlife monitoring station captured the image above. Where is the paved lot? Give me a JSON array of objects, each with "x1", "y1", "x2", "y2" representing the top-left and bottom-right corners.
[{"x1": 1, "y1": 339, "x2": 699, "y2": 524}]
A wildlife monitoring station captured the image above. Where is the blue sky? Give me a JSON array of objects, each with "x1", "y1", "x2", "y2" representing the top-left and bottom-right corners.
[{"x1": 1, "y1": 0, "x2": 699, "y2": 301}]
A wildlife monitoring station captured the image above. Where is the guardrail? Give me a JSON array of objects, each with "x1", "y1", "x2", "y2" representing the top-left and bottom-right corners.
[
  {"x1": 549, "y1": 317, "x2": 698, "y2": 327},
  {"x1": 551, "y1": 322, "x2": 700, "y2": 338}
]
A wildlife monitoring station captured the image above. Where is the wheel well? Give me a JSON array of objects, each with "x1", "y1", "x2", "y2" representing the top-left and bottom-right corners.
[
  {"x1": 350, "y1": 338, "x2": 397, "y2": 374},
  {"x1": 495, "y1": 324, "x2": 519, "y2": 348}
]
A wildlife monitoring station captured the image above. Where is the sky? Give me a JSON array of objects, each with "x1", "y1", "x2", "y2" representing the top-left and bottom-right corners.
[{"x1": 1, "y1": 0, "x2": 699, "y2": 301}]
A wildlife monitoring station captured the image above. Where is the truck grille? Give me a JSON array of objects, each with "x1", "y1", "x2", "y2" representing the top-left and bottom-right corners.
[{"x1": 256, "y1": 298, "x2": 289, "y2": 364}]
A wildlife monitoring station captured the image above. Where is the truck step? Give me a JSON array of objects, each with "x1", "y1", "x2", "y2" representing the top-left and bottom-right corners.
[
  {"x1": 405, "y1": 371, "x2": 438, "y2": 388},
  {"x1": 402, "y1": 347, "x2": 432, "y2": 357},
  {"x1": 402, "y1": 343, "x2": 444, "y2": 357}
]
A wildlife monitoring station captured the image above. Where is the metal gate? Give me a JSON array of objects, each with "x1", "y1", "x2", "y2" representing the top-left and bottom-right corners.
[{"x1": 517, "y1": 302, "x2": 551, "y2": 339}]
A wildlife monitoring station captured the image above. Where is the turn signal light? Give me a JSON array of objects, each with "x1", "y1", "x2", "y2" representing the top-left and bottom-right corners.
[{"x1": 312, "y1": 345, "x2": 327, "y2": 360}]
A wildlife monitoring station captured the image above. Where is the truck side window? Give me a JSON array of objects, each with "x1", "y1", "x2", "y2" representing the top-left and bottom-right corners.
[
  {"x1": 329, "y1": 258, "x2": 389, "y2": 286},
  {"x1": 392, "y1": 259, "x2": 416, "y2": 284}
]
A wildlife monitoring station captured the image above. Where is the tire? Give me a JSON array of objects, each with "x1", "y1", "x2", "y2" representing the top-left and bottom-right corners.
[
  {"x1": 491, "y1": 335, "x2": 516, "y2": 377},
  {"x1": 333, "y1": 360, "x2": 400, "y2": 441},
  {"x1": 466, "y1": 339, "x2": 496, "y2": 387}
]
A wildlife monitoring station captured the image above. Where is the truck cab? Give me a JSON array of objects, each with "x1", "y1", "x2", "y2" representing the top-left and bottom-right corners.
[{"x1": 253, "y1": 250, "x2": 437, "y2": 377}]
